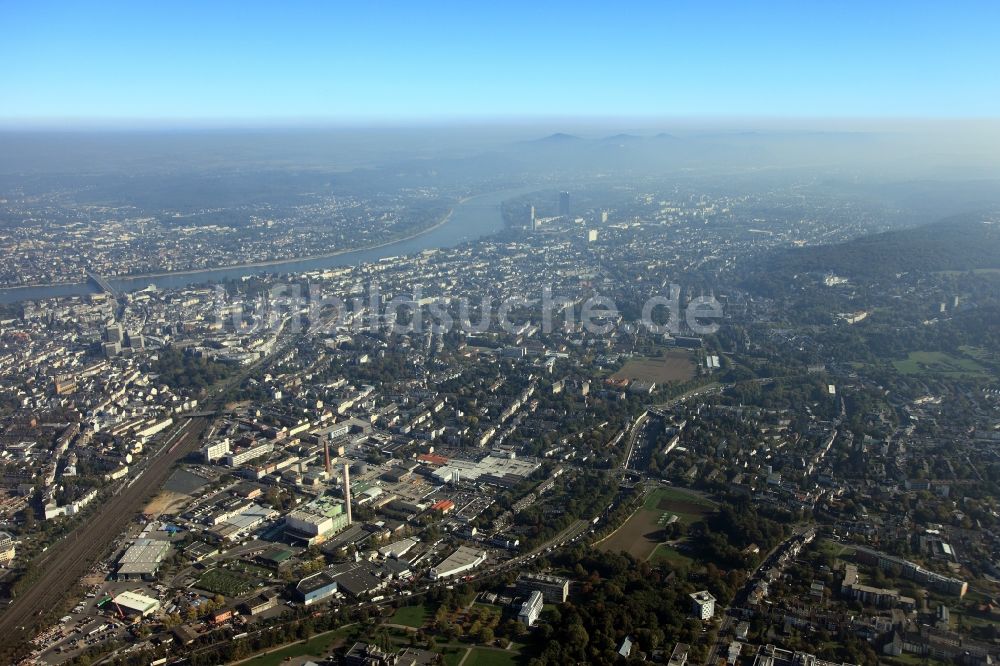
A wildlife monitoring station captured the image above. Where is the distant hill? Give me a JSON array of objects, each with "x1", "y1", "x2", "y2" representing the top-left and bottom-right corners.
[
  {"x1": 601, "y1": 133, "x2": 644, "y2": 142},
  {"x1": 528, "y1": 132, "x2": 584, "y2": 144},
  {"x1": 752, "y1": 215, "x2": 1000, "y2": 281}
]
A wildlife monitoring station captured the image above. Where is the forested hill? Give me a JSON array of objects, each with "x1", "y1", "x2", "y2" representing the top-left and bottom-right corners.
[{"x1": 751, "y1": 215, "x2": 1000, "y2": 282}]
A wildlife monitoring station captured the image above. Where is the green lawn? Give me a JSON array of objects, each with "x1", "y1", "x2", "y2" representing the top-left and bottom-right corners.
[
  {"x1": 463, "y1": 647, "x2": 520, "y2": 666},
  {"x1": 239, "y1": 625, "x2": 357, "y2": 666},
  {"x1": 885, "y1": 653, "x2": 951, "y2": 666},
  {"x1": 644, "y1": 486, "x2": 715, "y2": 524},
  {"x1": 892, "y1": 350, "x2": 991, "y2": 379},
  {"x1": 816, "y1": 538, "x2": 855, "y2": 561},
  {"x1": 960, "y1": 345, "x2": 1000, "y2": 372},
  {"x1": 648, "y1": 543, "x2": 693, "y2": 568},
  {"x1": 643, "y1": 486, "x2": 714, "y2": 510},
  {"x1": 390, "y1": 603, "x2": 429, "y2": 628},
  {"x1": 440, "y1": 647, "x2": 469, "y2": 666}
]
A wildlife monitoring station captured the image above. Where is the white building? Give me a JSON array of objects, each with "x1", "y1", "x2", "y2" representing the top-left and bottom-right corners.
[
  {"x1": 114, "y1": 591, "x2": 161, "y2": 617},
  {"x1": 690, "y1": 590, "x2": 716, "y2": 620},
  {"x1": 202, "y1": 438, "x2": 231, "y2": 463},
  {"x1": 518, "y1": 590, "x2": 543, "y2": 627},
  {"x1": 0, "y1": 531, "x2": 15, "y2": 566},
  {"x1": 224, "y1": 442, "x2": 273, "y2": 467}
]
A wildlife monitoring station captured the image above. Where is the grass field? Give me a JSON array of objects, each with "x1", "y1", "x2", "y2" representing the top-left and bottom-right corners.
[
  {"x1": 390, "y1": 603, "x2": 429, "y2": 628},
  {"x1": 239, "y1": 625, "x2": 357, "y2": 666},
  {"x1": 884, "y1": 653, "x2": 951, "y2": 666},
  {"x1": 816, "y1": 539, "x2": 855, "y2": 561},
  {"x1": 648, "y1": 544, "x2": 693, "y2": 568},
  {"x1": 463, "y1": 647, "x2": 520, "y2": 666},
  {"x1": 440, "y1": 646, "x2": 468, "y2": 666},
  {"x1": 892, "y1": 351, "x2": 991, "y2": 379},
  {"x1": 612, "y1": 351, "x2": 696, "y2": 384},
  {"x1": 196, "y1": 568, "x2": 254, "y2": 597},
  {"x1": 647, "y1": 486, "x2": 714, "y2": 519},
  {"x1": 960, "y1": 345, "x2": 1000, "y2": 370},
  {"x1": 599, "y1": 487, "x2": 713, "y2": 561},
  {"x1": 597, "y1": 504, "x2": 664, "y2": 559}
]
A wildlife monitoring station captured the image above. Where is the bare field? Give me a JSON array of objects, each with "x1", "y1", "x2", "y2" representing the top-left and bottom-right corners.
[
  {"x1": 599, "y1": 487, "x2": 715, "y2": 561},
  {"x1": 143, "y1": 490, "x2": 189, "y2": 517},
  {"x1": 597, "y1": 507, "x2": 664, "y2": 559},
  {"x1": 612, "y1": 351, "x2": 695, "y2": 384}
]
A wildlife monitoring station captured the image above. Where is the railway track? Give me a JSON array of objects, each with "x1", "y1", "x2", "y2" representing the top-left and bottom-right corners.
[
  {"x1": 0, "y1": 327, "x2": 301, "y2": 661},
  {"x1": 0, "y1": 417, "x2": 209, "y2": 660}
]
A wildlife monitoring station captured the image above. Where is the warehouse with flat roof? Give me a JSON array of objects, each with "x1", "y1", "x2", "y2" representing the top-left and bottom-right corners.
[
  {"x1": 116, "y1": 538, "x2": 171, "y2": 581},
  {"x1": 429, "y1": 545, "x2": 487, "y2": 580},
  {"x1": 113, "y1": 591, "x2": 161, "y2": 617},
  {"x1": 295, "y1": 571, "x2": 338, "y2": 606}
]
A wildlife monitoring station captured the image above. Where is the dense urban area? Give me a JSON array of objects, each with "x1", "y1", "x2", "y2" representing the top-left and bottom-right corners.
[{"x1": 1, "y1": 157, "x2": 1000, "y2": 666}]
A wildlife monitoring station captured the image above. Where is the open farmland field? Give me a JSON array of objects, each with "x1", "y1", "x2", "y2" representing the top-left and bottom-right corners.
[
  {"x1": 597, "y1": 505, "x2": 664, "y2": 559},
  {"x1": 612, "y1": 351, "x2": 696, "y2": 384},
  {"x1": 598, "y1": 486, "x2": 714, "y2": 561}
]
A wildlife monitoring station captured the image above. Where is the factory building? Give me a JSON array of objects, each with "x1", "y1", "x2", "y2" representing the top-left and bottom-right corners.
[
  {"x1": 429, "y1": 546, "x2": 487, "y2": 580},
  {"x1": 115, "y1": 538, "x2": 171, "y2": 581},
  {"x1": 113, "y1": 591, "x2": 161, "y2": 617},
  {"x1": 295, "y1": 571, "x2": 338, "y2": 606},
  {"x1": 284, "y1": 496, "x2": 351, "y2": 546},
  {"x1": 224, "y1": 442, "x2": 274, "y2": 467}
]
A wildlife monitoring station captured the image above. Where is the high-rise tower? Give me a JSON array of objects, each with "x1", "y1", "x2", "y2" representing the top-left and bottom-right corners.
[{"x1": 558, "y1": 191, "x2": 570, "y2": 217}]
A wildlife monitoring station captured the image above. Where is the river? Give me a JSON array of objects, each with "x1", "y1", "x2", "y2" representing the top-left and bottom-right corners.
[{"x1": 0, "y1": 186, "x2": 539, "y2": 304}]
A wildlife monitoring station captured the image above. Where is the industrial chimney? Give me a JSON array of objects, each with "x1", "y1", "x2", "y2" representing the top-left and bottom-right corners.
[
  {"x1": 324, "y1": 440, "x2": 332, "y2": 476},
  {"x1": 343, "y1": 462, "x2": 352, "y2": 525}
]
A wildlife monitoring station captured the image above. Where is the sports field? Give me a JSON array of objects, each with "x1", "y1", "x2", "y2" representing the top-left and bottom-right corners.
[{"x1": 612, "y1": 351, "x2": 696, "y2": 384}]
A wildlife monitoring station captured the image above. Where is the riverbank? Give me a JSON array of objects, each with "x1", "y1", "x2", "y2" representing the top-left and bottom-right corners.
[
  {"x1": 0, "y1": 204, "x2": 459, "y2": 291},
  {"x1": 0, "y1": 184, "x2": 543, "y2": 304}
]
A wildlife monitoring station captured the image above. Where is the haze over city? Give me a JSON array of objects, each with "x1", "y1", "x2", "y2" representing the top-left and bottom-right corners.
[{"x1": 0, "y1": 3, "x2": 999, "y2": 666}]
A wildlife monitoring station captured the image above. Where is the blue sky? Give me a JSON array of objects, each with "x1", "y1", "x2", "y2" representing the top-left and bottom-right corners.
[{"x1": 2, "y1": 1, "x2": 998, "y2": 125}]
